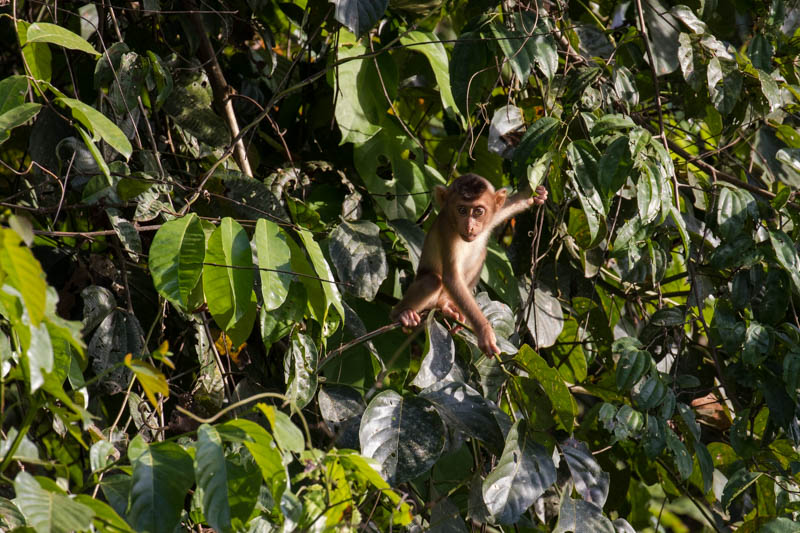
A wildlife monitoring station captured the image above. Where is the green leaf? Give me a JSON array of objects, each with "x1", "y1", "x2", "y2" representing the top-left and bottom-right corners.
[
  {"x1": 285, "y1": 331, "x2": 319, "y2": 409},
  {"x1": 758, "y1": 69, "x2": 782, "y2": 112},
  {"x1": 553, "y1": 494, "x2": 614, "y2": 533},
  {"x1": 127, "y1": 435, "x2": 195, "y2": 533},
  {"x1": 0, "y1": 75, "x2": 29, "y2": 114},
  {"x1": 783, "y1": 350, "x2": 800, "y2": 397},
  {"x1": 769, "y1": 229, "x2": 800, "y2": 296},
  {"x1": 74, "y1": 495, "x2": 135, "y2": 532},
  {"x1": 13, "y1": 471, "x2": 94, "y2": 533},
  {"x1": 482, "y1": 420, "x2": 556, "y2": 524},
  {"x1": 17, "y1": 21, "x2": 52, "y2": 82},
  {"x1": 125, "y1": 354, "x2": 169, "y2": 411},
  {"x1": 26, "y1": 22, "x2": 99, "y2": 56},
  {"x1": 512, "y1": 117, "x2": 560, "y2": 178},
  {"x1": 203, "y1": 217, "x2": 255, "y2": 331},
  {"x1": 524, "y1": 287, "x2": 565, "y2": 348},
  {"x1": 57, "y1": 97, "x2": 132, "y2": 158},
  {"x1": 297, "y1": 228, "x2": 344, "y2": 330},
  {"x1": 695, "y1": 442, "x2": 714, "y2": 495},
  {"x1": 150, "y1": 214, "x2": 205, "y2": 310},
  {"x1": 614, "y1": 340, "x2": 650, "y2": 391},
  {"x1": 665, "y1": 427, "x2": 693, "y2": 480},
  {"x1": 633, "y1": 375, "x2": 667, "y2": 410},
  {"x1": 707, "y1": 57, "x2": 742, "y2": 116},
  {"x1": 561, "y1": 438, "x2": 609, "y2": 507},
  {"x1": 491, "y1": 12, "x2": 554, "y2": 82},
  {"x1": 195, "y1": 425, "x2": 231, "y2": 533},
  {"x1": 399, "y1": 31, "x2": 463, "y2": 126},
  {"x1": 748, "y1": 33, "x2": 773, "y2": 71},
  {"x1": 421, "y1": 380, "x2": 505, "y2": 454},
  {"x1": 217, "y1": 419, "x2": 287, "y2": 504},
  {"x1": 254, "y1": 219, "x2": 291, "y2": 311},
  {"x1": 0, "y1": 228, "x2": 47, "y2": 327},
  {"x1": 0, "y1": 103, "x2": 42, "y2": 143},
  {"x1": 328, "y1": 220, "x2": 387, "y2": 301},
  {"x1": 742, "y1": 322, "x2": 771, "y2": 365},
  {"x1": 597, "y1": 136, "x2": 632, "y2": 198},
  {"x1": 450, "y1": 30, "x2": 495, "y2": 118},
  {"x1": 515, "y1": 345, "x2": 576, "y2": 432},
  {"x1": 332, "y1": 0, "x2": 388, "y2": 35},
  {"x1": 359, "y1": 390, "x2": 446, "y2": 484},
  {"x1": 333, "y1": 38, "x2": 387, "y2": 144},
  {"x1": 721, "y1": 468, "x2": 761, "y2": 510},
  {"x1": 412, "y1": 320, "x2": 459, "y2": 388},
  {"x1": 257, "y1": 404, "x2": 305, "y2": 454},
  {"x1": 107, "y1": 208, "x2": 142, "y2": 262}
]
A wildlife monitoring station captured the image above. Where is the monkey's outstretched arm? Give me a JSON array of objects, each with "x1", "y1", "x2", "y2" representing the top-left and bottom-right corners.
[
  {"x1": 493, "y1": 186, "x2": 547, "y2": 228},
  {"x1": 390, "y1": 272, "x2": 442, "y2": 327}
]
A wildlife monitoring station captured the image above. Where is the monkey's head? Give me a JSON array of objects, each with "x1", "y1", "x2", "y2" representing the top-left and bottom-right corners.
[{"x1": 435, "y1": 174, "x2": 507, "y2": 242}]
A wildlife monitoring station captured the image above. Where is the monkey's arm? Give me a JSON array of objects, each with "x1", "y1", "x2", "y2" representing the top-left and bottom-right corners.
[
  {"x1": 441, "y1": 263, "x2": 499, "y2": 355},
  {"x1": 493, "y1": 186, "x2": 547, "y2": 228},
  {"x1": 390, "y1": 272, "x2": 443, "y2": 327}
]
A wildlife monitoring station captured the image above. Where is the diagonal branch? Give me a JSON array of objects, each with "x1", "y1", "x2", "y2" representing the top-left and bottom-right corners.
[{"x1": 185, "y1": 1, "x2": 253, "y2": 178}]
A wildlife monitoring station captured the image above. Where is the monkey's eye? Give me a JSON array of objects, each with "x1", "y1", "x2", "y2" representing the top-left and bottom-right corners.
[
  {"x1": 473, "y1": 207, "x2": 485, "y2": 217},
  {"x1": 457, "y1": 207, "x2": 468, "y2": 216}
]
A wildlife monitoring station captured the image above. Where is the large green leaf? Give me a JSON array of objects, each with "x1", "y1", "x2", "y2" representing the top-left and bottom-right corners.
[
  {"x1": 359, "y1": 390, "x2": 446, "y2": 484},
  {"x1": 217, "y1": 419, "x2": 286, "y2": 504},
  {"x1": 769, "y1": 229, "x2": 800, "y2": 295},
  {"x1": 17, "y1": 20, "x2": 52, "y2": 82},
  {"x1": 421, "y1": 381, "x2": 505, "y2": 454},
  {"x1": 333, "y1": 35, "x2": 394, "y2": 144},
  {"x1": 399, "y1": 31, "x2": 463, "y2": 126},
  {"x1": 150, "y1": 214, "x2": 206, "y2": 311},
  {"x1": 0, "y1": 75, "x2": 29, "y2": 114},
  {"x1": 13, "y1": 471, "x2": 94, "y2": 533},
  {"x1": 511, "y1": 116, "x2": 560, "y2": 178},
  {"x1": 707, "y1": 57, "x2": 742, "y2": 116},
  {"x1": 450, "y1": 30, "x2": 495, "y2": 118},
  {"x1": 285, "y1": 331, "x2": 319, "y2": 409},
  {"x1": 254, "y1": 219, "x2": 291, "y2": 311},
  {"x1": 26, "y1": 22, "x2": 99, "y2": 56},
  {"x1": 482, "y1": 420, "x2": 556, "y2": 524},
  {"x1": 721, "y1": 468, "x2": 761, "y2": 510},
  {"x1": 195, "y1": 425, "x2": 231, "y2": 533},
  {"x1": 328, "y1": 220, "x2": 387, "y2": 301},
  {"x1": 332, "y1": 0, "x2": 388, "y2": 35},
  {"x1": 553, "y1": 494, "x2": 614, "y2": 533},
  {"x1": 57, "y1": 97, "x2": 132, "y2": 158},
  {"x1": 127, "y1": 435, "x2": 194, "y2": 533},
  {"x1": 0, "y1": 228, "x2": 46, "y2": 327},
  {"x1": 515, "y1": 345, "x2": 575, "y2": 432},
  {"x1": 297, "y1": 228, "x2": 345, "y2": 330},
  {"x1": 0, "y1": 103, "x2": 42, "y2": 143},
  {"x1": 561, "y1": 438, "x2": 609, "y2": 507},
  {"x1": 412, "y1": 319, "x2": 460, "y2": 388},
  {"x1": 203, "y1": 217, "x2": 255, "y2": 331}
]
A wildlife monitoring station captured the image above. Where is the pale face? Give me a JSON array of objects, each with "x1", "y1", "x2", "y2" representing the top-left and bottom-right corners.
[{"x1": 455, "y1": 202, "x2": 489, "y2": 241}]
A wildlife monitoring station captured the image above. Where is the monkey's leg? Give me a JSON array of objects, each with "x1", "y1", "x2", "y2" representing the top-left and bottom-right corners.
[{"x1": 391, "y1": 272, "x2": 443, "y2": 328}]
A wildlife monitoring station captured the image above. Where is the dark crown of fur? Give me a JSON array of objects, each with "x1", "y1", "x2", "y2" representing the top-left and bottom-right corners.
[{"x1": 453, "y1": 173, "x2": 488, "y2": 200}]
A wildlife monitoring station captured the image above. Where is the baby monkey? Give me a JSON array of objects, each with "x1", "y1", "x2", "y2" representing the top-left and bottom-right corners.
[{"x1": 391, "y1": 173, "x2": 547, "y2": 355}]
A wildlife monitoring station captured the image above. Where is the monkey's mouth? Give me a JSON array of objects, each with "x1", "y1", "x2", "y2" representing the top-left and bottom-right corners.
[{"x1": 462, "y1": 233, "x2": 478, "y2": 242}]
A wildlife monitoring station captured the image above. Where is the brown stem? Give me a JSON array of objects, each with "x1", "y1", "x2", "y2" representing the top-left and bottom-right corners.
[{"x1": 184, "y1": 1, "x2": 252, "y2": 178}]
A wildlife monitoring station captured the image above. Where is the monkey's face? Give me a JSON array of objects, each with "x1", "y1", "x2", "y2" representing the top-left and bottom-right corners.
[{"x1": 454, "y1": 203, "x2": 488, "y2": 241}]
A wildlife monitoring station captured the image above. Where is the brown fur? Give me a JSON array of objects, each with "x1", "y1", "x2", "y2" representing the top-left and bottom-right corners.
[{"x1": 391, "y1": 174, "x2": 547, "y2": 355}]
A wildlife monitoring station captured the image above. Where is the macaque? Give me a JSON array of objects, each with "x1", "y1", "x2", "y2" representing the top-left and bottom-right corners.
[{"x1": 391, "y1": 173, "x2": 547, "y2": 355}]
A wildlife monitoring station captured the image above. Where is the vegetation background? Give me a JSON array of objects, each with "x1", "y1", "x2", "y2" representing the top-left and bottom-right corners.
[{"x1": 1, "y1": 0, "x2": 800, "y2": 531}]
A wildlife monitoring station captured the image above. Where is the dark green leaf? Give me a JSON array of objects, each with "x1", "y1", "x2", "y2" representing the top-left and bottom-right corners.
[
  {"x1": 482, "y1": 420, "x2": 556, "y2": 524},
  {"x1": 254, "y1": 219, "x2": 291, "y2": 311},
  {"x1": 127, "y1": 436, "x2": 194, "y2": 533},
  {"x1": 328, "y1": 220, "x2": 387, "y2": 301},
  {"x1": 721, "y1": 468, "x2": 761, "y2": 510},
  {"x1": 195, "y1": 425, "x2": 231, "y2": 533},
  {"x1": 421, "y1": 381, "x2": 504, "y2": 454},
  {"x1": 26, "y1": 22, "x2": 99, "y2": 55},
  {"x1": 332, "y1": 0, "x2": 388, "y2": 35},
  {"x1": 561, "y1": 438, "x2": 609, "y2": 507},
  {"x1": 515, "y1": 345, "x2": 575, "y2": 432},
  {"x1": 553, "y1": 493, "x2": 614, "y2": 533},
  {"x1": 13, "y1": 472, "x2": 94, "y2": 533},
  {"x1": 359, "y1": 390, "x2": 445, "y2": 484}
]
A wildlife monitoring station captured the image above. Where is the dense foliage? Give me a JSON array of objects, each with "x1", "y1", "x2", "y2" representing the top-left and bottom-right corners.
[{"x1": 2, "y1": 0, "x2": 800, "y2": 531}]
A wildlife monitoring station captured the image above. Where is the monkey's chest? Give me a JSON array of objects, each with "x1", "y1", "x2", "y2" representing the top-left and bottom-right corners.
[{"x1": 458, "y1": 243, "x2": 487, "y2": 288}]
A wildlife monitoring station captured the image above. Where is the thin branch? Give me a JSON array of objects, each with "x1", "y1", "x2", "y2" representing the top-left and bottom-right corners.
[{"x1": 184, "y1": 0, "x2": 252, "y2": 178}]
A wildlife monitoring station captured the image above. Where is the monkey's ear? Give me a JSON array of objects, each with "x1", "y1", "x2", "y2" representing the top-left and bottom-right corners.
[
  {"x1": 495, "y1": 188, "x2": 508, "y2": 207},
  {"x1": 434, "y1": 185, "x2": 448, "y2": 207}
]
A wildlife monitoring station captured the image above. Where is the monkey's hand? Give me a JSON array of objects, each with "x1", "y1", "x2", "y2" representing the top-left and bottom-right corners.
[
  {"x1": 440, "y1": 300, "x2": 465, "y2": 323},
  {"x1": 533, "y1": 185, "x2": 548, "y2": 205},
  {"x1": 396, "y1": 309, "x2": 421, "y2": 328},
  {"x1": 477, "y1": 323, "x2": 500, "y2": 356}
]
